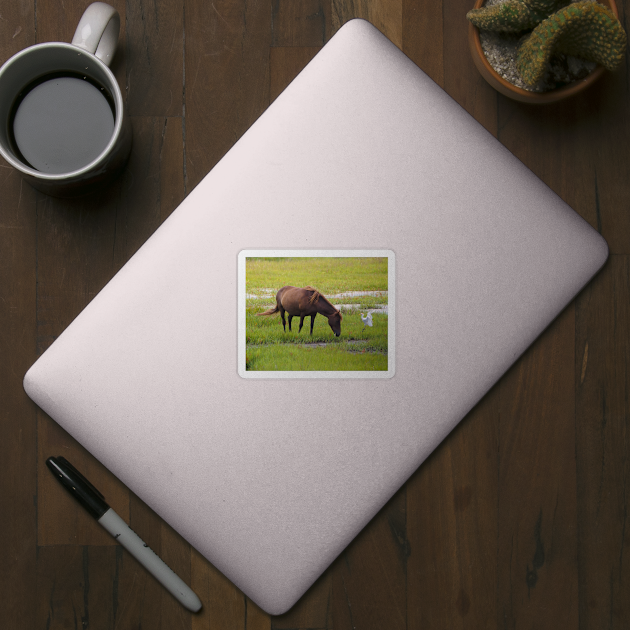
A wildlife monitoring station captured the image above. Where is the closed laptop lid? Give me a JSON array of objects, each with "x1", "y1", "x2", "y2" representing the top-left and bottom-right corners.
[{"x1": 24, "y1": 19, "x2": 608, "y2": 614}]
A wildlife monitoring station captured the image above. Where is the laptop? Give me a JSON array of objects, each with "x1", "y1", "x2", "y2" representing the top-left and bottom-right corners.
[{"x1": 23, "y1": 19, "x2": 608, "y2": 614}]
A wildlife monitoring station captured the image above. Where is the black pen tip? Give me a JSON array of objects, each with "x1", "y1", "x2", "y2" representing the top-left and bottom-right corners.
[
  {"x1": 45, "y1": 455, "x2": 109, "y2": 518},
  {"x1": 46, "y1": 456, "x2": 61, "y2": 473}
]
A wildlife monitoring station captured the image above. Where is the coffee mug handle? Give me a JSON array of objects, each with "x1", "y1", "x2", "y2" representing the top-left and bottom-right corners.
[{"x1": 71, "y1": 2, "x2": 120, "y2": 67}]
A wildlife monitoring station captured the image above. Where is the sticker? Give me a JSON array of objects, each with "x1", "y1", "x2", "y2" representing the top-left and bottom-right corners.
[{"x1": 238, "y1": 250, "x2": 395, "y2": 378}]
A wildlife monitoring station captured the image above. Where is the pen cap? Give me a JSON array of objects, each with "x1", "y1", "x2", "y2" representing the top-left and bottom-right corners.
[{"x1": 46, "y1": 456, "x2": 110, "y2": 519}]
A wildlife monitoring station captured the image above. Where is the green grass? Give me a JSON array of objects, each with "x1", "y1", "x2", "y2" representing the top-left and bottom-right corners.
[
  {"x1": 246, "y1": 344, "x2": 388, "y2": 372},
  {"x1": 245, "y1": 256, "x2": 389, "y2": 371},
  {"x1": 246, "y1": 257, "x2": 388, "y2": 295},
  {"x1": 246, "y1": 306, "x2": 388, "y2": 352}
]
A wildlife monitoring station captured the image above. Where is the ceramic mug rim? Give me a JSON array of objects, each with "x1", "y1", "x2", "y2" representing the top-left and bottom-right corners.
[{"x1": 0, "y1": 41, "x2": 125, "y2": 181}]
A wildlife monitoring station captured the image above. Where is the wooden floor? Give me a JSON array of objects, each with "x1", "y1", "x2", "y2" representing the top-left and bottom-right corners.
[{"x1": 1, "y1": 0, "x2": 629, "y2": 628}]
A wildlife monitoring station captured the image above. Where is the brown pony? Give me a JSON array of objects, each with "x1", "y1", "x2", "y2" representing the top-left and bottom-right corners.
[{"x1": 257, "y1": 286, "x2": 342, "y2": 336}]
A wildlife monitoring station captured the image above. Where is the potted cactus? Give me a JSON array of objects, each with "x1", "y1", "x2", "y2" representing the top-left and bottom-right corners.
[{"x1": 467, "y1": 0, "x2": 627, "y2": 102}]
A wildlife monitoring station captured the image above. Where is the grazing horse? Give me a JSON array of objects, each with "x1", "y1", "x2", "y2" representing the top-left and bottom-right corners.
[{"x1": 257, "y1": 286, "x2": 342, "y2": 336}]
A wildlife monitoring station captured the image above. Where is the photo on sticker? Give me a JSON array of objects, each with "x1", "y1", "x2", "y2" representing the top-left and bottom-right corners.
[{"x1": 243, "y1": 255, "x2": 389, "y2": 372}]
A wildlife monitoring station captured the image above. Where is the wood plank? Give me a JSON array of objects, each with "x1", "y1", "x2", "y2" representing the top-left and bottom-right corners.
[
  {"x1": 36, "y1": 545, "x2": 118, "y2": 630},
  {"x1": 576, "y1": 0, "x2": 630, "y2": 253},
  {"x1": 331, "y1": 486, "x2": 407, "y2": 630},
  {"x1": 126, "y1": 0, "x2": 184, "y2": 117},
  {"x1": 582, "y1": 72, "x2": 630, "y2": 255},
  {"x1": 497, "y1": 305, "x2": 578, "y2": 628},
  {"x1": 271, "y1": 0, "x2": 331, "y2": 46},
  {"x1": 0, "y1": 139, "x2": 38, "y2": 630},
  {"x1": 159, "y1": 116, "x2": 187, "y2": 221},
  {"x1": 33, "y1": 188, "x2": 120, "y2": 354},
  {"x1": 402, "y1": 0, "x2": 444, "y2": 88},
  {"x1": 184, "y1": 0, "x2": 272, "y2": 192},
  {"x1": 443, "y1": 0, "x2": 497, "y2": 132},
  {"x1": 0, "y1": 4, "x2": 39, "y2": 629},
  {"x1": 0, "y1": 0, "x2": 36, "y2": 55},
  {"x1": 112, "y1": 116, "x2": 185, "y2": 270},
  {"x1": 407, "y1": 392, "x2": 499, "y2": 629},
  {"x1": 331, "y1": 0, "x2": 402, "y2": 48},
  {"x1": 575, "y1": 255, "x2": 630, "y2": 629}
]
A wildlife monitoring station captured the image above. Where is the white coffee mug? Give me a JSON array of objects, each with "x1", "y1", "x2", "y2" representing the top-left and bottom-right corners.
[{"x1": 0, "y1": 2, "x2": 132, "y2": 197}]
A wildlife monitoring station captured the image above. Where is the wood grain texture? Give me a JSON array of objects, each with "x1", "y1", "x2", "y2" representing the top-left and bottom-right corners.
[
  {"x1": 0, "y1": 152, "x2": 38, "y2": 630},
  {"x1": 126, "y1": 0, "x2": 184, "y2": 117},
  {"x1": 576, "y1": 256, "x2": 630, "y2": 629},
  {"x1": 36, "y1": 545, "x2": 119, "y2": 630},
  {"x1": 1, "y1": 0, "x2": 628, "y2": 627},
  {"x1": 403, "y1": 0, "x2": 444, "y2": 87},
  {"x1": 443, "y1": 0, "x2": 497, "y2": 131},
  {"x1": 184, "y1": 0, "x2": 271, "y2": 191},
  {"x1": 407, "y1": 393, "x2": 498, "y2": 629},
  {"x1": 331, "y1": 486, "x2": 408, "y2": 630},
  {"x1": 0, "y1": 5, "x2": 40, "y2": 630},
  {"x1": 583, "y1": 72, "x2": 630, "y2": 254},
  {"x1": 271, "y1": 0, "x2": 331, "y2": 46},
  {"x1": 497, "y1": 305, "x2": 579, "y2": 629},
  {"x1": 111, "y1": 116, "x2": 185, "y2": 269}
]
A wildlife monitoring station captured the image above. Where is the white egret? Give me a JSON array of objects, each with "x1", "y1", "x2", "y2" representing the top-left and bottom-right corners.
[{"x1": 361, "y1": 312, "x2": 373, "y2": 329}]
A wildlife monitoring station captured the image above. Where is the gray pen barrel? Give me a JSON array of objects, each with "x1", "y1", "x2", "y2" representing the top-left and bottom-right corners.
[{"x1": 98, "y1": 508, "x2": 202, "y2": 612}]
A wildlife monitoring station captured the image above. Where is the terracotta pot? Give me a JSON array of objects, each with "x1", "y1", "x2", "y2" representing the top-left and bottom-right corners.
[{"x1": 468, "y1": 0, "x2": 619, "y2": 103}]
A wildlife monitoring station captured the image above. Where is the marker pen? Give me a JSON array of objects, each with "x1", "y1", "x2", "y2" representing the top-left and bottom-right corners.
[{"x1": 46, "y1": 456, "x2": 202, "y2": 613}]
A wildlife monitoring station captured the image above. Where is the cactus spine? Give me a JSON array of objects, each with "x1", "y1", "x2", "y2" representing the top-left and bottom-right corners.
[
  {"x1": 467, "y1": 0, "x2": 568, "y2": 33},
  {"x1": 516, "y1": 1, "x2": 627, "y2": 85}
]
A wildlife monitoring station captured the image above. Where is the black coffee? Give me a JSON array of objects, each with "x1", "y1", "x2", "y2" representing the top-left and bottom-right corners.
[{"x1": 10, "y1": 73, "x2": 115, "y2": 174}]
